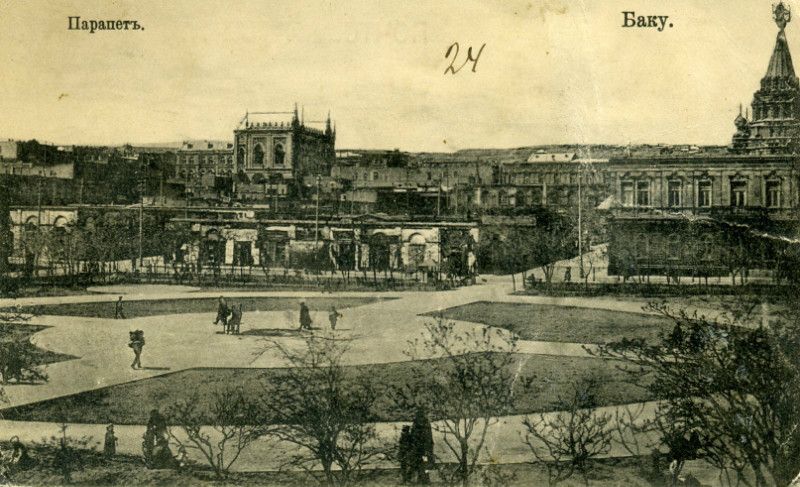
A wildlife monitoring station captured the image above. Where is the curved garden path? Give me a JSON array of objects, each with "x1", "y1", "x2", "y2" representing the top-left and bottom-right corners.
[{"x1": 0, "y1": 253, "x2": 737, "y2": 483}]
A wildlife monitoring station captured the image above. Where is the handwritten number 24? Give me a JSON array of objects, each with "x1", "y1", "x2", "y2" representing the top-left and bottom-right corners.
[{"x1": 444, "y1": 42, "x2": 485, "y2": 75}]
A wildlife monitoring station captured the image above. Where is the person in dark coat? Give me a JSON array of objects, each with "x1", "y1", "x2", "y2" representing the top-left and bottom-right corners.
[
  {"x1": 398, "y1": 425, "x2": 413, "y2": 484},
  {"x1": 104, "y1": 425, "x2": 118, "y2": 458},
  {"x1": 143, "y1": 409, "x2": 169, "y2": 468},
  {"x1": 151, "y1": 435, "x2": 176, "y2": 469},
  {"x1": 299, "y1": 302, "x2": 313, "y2": 330},
  {"x1": 114, "y1": 296, "x2": 126, "y2": 319},
  {"x1": 213, "y1": 296, "x2": 230, "y2": 327},
  {"x1": 147, "y1": 409, "x2": 167, "y2": 439},
  {"x1": 409, "y1": 408, "x2": 435, "y2": 484}
]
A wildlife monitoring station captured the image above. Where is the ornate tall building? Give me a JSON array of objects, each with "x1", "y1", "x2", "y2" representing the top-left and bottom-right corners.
[
  {"x1": 731, "y1": 2, "x2": 800, "y2": 154},
  {"x1": 233, "y1": 105, "x2": 335, "y2": 201},
  {"x1": 604, "y1": 3, "x2": 800, "y2": 279}
]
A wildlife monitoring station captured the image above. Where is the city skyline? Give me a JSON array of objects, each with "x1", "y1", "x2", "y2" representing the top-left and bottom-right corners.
[{"x1": 0, "y1": 0, "x2": 789, "y2": 152}]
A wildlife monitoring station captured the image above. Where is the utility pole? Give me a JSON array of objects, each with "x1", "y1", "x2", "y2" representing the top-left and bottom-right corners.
[
  {"x1": 314, "y1": 175, "x2": 321, "y2": 244},
  {"x1": 578, "y1": 162, "x2": 584, "y2": 278},
  {"x1": 36, "y1": 178, "x2": 42, "y2": 225},
  {"x1": 436, "y1": 181, "x2": 441, "y2": 217},
  {"x1": 138, "y1": 160, "x2": 145, "y2": 267}
]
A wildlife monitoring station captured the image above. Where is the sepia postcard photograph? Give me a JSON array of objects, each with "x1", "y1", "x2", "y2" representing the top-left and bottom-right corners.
[{"x1": 1, "y1": 1, "x2": 800, "y2": 486}]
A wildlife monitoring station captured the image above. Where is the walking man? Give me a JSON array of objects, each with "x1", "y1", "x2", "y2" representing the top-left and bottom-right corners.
[
  {"x1": 213, "y1": 296, "x2": 230, "y2": 328},
  {"x1": 299, "y1": 302, "x2": 312, "y2": 330},
  {"x1": 129, "y1": 330, "x2": 145, "y2": 369},
  {"x1": 328, "y1": 306, "x2": 342, "y2": 330},
  {"x1": 114, "y1": 296, "x2": 126, "y2": 319}
]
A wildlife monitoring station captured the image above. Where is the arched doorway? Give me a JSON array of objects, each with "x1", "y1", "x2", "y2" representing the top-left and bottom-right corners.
[
  {"x1": 368, "y1": 233, "x2": 392, "y2": 271},
  {"x1": 200, "y1": 229, "x2": 226, "y2": 266}
]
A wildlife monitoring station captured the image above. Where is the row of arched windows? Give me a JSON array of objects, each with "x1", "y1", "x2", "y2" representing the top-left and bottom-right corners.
[{"x1": 251, "y1": 143, "x2": 285, "y2": 166}]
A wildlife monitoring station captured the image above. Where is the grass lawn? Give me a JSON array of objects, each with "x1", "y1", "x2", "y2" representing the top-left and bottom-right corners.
[
  {"x1": 0, "y1": 323, "x2": 77, "y2": 367},
  {"x1": 426, "y1": 301, "x2": 675, "y2": 344},
  {"x1": 0, "y1": 354, "x2": 651, "y2": 424},
  {"x1": 0, "y1": 442, "x2": 715, "y2": 486},
  {"x1": 23, "y1": 297, "x2": 389, "y2": 320}
]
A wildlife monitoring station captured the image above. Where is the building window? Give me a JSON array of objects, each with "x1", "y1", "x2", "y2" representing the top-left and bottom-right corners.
[
  {"x1": 372, "y1": 171, "x2": 379, "y2": 181},
  {"x1": 668, "y1": 180, "x2": 681, "y2": 207},
  {"x1": 532, "y1": 185, "x2": 544, "y2": 205},
  {"x1": 730, "y1": 180, "x2": 747, "y2": 207},
  {"x1": 236, "y1": 147, "x2": 245, "y2": 166},
  {"x1": 766, "y1": 180, "x2": 781, "y2": 208},
  {"x1": 636, "y1": 181, "x2": 650, "y2": 206},
  {"x1": 621, "y1": 181, "x2": 634, "y2": 207},
  {"x1": 498, "y1": 191, "x2": 509, "y2": 206},
  {"x1": 698, "y1": 181, "x2": 712, "y2": 207},
  {"x1": 274, "y1": 144, "x2": 285, "y2": 165},
  {"x1": 408, "y1": 234, "x2": 426, "y2": 265},
  {"x1": 667, "y1": 234, "x2": 681, "y2": 260},
  {"x1": 253, "y1": 144, "x2": 265, "y2": 165}
]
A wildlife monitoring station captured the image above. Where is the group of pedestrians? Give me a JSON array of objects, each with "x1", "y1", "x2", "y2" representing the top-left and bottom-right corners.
[
  {"x1": 141, "y1": 409, "x2": 186, "y2": 470},
  {"x1": 121, "y1": 295, "x2": 348, "y2": 372},
  {"x1": 398, "y1": 409, "x2": 436, "y2": 484},
  {"x1": 298, "y1": 302, "x2": 343, "y2": 331},
  {"x1": 214, "y1": 296, "x2": 243, "y2": 335}
]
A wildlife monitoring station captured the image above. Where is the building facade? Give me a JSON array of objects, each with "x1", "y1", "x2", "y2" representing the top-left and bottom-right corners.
[
  {"x1": 233, "y1": 108, "x2": 335, "y2": 202},
  {"x1": 606, "y1": 3, "x2": 800, "y2": 278}
]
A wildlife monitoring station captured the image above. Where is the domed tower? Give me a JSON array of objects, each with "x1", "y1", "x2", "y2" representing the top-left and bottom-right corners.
[{"x1": 731, "y1": 1, "x2": 800, "y2": 154}]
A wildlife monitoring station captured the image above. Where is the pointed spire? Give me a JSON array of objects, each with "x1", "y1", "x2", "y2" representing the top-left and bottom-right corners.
[
  {"x1": 325, "y1": 110, "x2": 332, "y2": 136},
  {"x1": 765, "y1": 29, "x2": 796, "y2": 78},
  {"x1": 766, "y1": 3, "x2": 796, "y2": 79}
]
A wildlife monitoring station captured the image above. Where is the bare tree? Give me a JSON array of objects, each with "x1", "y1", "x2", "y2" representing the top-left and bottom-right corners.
[
  {"x1": 594, "y1": 301, "x2": 800, "y2": 487},
  {"x1": 36, "y1": 418, "x2": 95, "y2": 484},
  {"x1": 166, "y1": 385, "x2": 267, "y2": 479},
  {"x1": 522, "y1": 377, "x2": 614, "y2": 486},
  {"x1": 258, "y1": 333, "x2": 389, "y2": 486},
  {"x1": 0, "y1": 305, "x2": 47, "y2": 384},
  {"x1": 396, "y1": 318, "x2": 520, "y2": 487}
]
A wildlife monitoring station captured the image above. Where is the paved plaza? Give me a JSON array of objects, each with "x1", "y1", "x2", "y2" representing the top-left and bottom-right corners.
[{"x1": 0, "y1": 254, "x2": 727, "y2": 479}]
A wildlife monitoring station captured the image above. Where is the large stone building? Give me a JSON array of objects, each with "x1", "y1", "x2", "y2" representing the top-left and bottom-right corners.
[
  {"x1": 174, "y1": 140, "x2": 235, "y2": 203},
  {"x1": 606, "y1": 3, "x2": 800, "y2": 279},
  {"x1": 234, "y1": 107, "x2": 336, "y2": 203},
  {"x1": 332, "y1": 148, "x2": 609, "y2": 216}
]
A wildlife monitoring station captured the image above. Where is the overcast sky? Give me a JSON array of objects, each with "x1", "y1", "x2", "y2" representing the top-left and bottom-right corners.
[{"x1": 0, "y1": 0, "x2": 788, "y2": 151}]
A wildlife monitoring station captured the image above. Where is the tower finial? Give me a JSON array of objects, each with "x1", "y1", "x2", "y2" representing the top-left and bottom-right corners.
[{"x1": 774, "y1": 2, "x2": 791, "y2": 31}]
